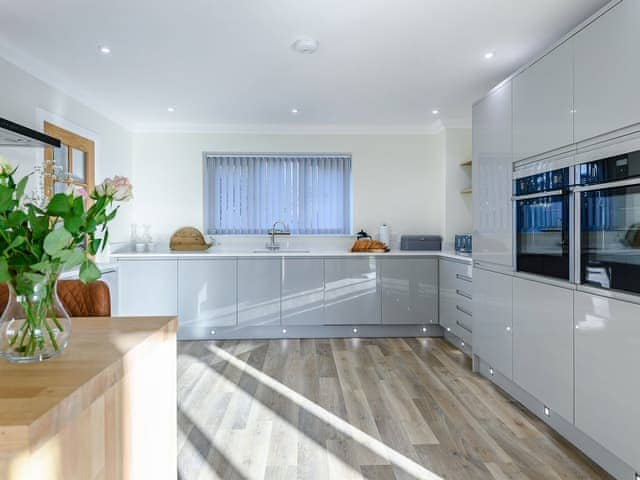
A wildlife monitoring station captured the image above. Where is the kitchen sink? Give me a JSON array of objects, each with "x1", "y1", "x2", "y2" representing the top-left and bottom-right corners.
[{"x1": 252, "y1": 249, "x2": 311, "y2": 254}]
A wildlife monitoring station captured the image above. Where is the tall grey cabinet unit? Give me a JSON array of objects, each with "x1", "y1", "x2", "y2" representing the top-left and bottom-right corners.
[
  {"x1": 281, "y1": 258, "x2": 324, "y2": 326},
  {"x1": 237, "y1": 258, "x2": 281, "y2": 327},
  {"x1": 574, "y1": 0, "x2": 640, "y2": 142},
  {"x1": 324, "y1": 257, "x2": 380, "y2": 325},
  {"x1": 472, "y1": 81, "x2": 513, "y2": 269},
  {"x1": 512, "y1": 40, "x2": 574, "y2": 160},
  {"x1": 472, "y1": 267, "x2": 513, "y2": 380},
  {"x1": 178, "y1": 259, "x2": 237, "y2": 329},
  {"x1": 513, "y1": 277, "x2": 574, "y2": 422},
  {"x1": 380, "y1": 258, "x2": 438, "y2": 325},
  {"x1": 574, "y1": 291, "x2": 640, "y2": 473}
]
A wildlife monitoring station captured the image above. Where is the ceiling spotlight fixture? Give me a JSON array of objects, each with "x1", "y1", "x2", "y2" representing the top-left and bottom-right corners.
[
  {"x1": 432, "y1": 109, "x2": 440, "y2": 115},
  {"x1": 99, "y1": 45, "x2": 111, "y2": 55},
  {"x1": 290, "y1": 108, "x2": 299, "y2": 115},
  {"x1": 292, "y1": 38, "x2": 319, "y2": 54},
  {"x1": 167, "y1": 107, "x2": 175, "y2": 113},
  {"x1": 484, "y1": 51, "x2": 495, "y2": 60}
]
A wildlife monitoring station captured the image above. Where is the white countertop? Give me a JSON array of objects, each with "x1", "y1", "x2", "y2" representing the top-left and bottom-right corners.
[{"x1": 110, "y1": 247, "x2": 472, "y2": 263}]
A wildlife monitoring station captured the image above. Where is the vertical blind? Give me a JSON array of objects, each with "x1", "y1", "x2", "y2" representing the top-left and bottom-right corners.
[{"x1": 204, "y1": 153, "x2": 352, "y2": 235}]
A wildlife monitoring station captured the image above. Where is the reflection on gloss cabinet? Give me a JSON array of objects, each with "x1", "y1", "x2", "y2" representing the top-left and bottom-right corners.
[
  {"x1": 324, "y1": 257, "x2": 380, "y2": 325},
  {"x1": 380, "y1": 258, "x2": 438, "y2": 325},
  {"x1": 472, "y1": 80, "x2": 513, "y2": 268},
  {"x1": 281, "y1": 258, "x2": 324, "y2": 326},
  {"x1": 238, "y1": 258, "x2": 281, "y2": 327}
]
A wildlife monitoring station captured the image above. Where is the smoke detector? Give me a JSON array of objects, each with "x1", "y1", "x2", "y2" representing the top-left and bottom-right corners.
[{"x1": 292, "y1": 38, "x2": 319, "y2": 54}]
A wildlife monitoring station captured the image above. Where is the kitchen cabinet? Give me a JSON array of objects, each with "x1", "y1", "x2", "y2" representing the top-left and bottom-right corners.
[
  {"x1": 472, "y1": 267, "x2": 513, "y2": 379},
  {"x1": 324, "y1": 257, "x2": 380, "y2": 325},
  {"x1": 117, "y1": 260, "x2": 177, "y2": 316},
  {"x1": 237, "y1": 258, "x2": 281, "y2": 326},
  {"x1": 513, "y1": 277, "x2": 574, "y2": 422},
  {"x1": 178, "y1": 259, "x2": 237, "y2": 329},
  {"x1": 439, "y1": 259, "x2": 473, "y2": 343},
  {"x1": 381, "y1": 258, "x2": 438, "y2": 325},
  {"x1": 574, "y1": 0, "x2": 640, "y2": 142},
  {"x1": 472, "y1": 81, "x2": 513, "y2": 268},
  {"x1": 512, "y1": 40, "x2": 574, "y2": 160},
  {"x1": 281, "y1": 258, "x2": 324, "y2": 325},
  {"x1": 574, "y1": 291, "x2": 640, "y2": 472}
]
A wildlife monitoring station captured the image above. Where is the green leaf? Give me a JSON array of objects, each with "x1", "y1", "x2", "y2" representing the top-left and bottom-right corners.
[
  {"x1": 8, "y1": 210, "x2": 27, "y2": 227},
  {"x1": 62, "y1": 250, "x2": 85, "y2": 269},
  {"x1": 79, "y1": 260, "x2": 101, "y2": 284},
  {"x1": 88, "y1": 238, "x2": 101, "y2": 256},
  {"x1": 5, "y1": 236, "x2": 25, "y2": 251},
  {"x1": 72, "y1": 196, "x2": 84, "y2": 216},
  {"x1": 47, "y1": 193, "x2": 71, "y2": 216},
  {"x1": 0, "y1": 185, "x2": 14, "y2": 212},
  {"x1": 43, "y1": 227, "x2": 72, "y2": 255},
  {"x1": 15, "y1": 176, "x2": 29, "y2": 201},
  {"x1": 29, "y1": 211, "x2": 50, "y2": 240},
  {"x1": 64, "y1": 215, "x2": 83, "y2": 235},
  {"x1": 0, "y1": 258, "x2": 9, "y2": 283}
]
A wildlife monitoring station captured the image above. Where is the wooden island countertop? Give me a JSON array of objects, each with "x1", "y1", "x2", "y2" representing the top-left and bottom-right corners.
[{"x1": 0, "y1": 316, "x2": 178, "y2": 480}]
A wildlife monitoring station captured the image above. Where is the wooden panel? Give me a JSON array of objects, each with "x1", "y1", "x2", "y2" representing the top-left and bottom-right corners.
[{"x1": 0, "y1": 316, "x2": 177, "y2": 479}]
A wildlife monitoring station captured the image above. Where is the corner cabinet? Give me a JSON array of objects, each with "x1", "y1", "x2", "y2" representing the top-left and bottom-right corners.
[
  {"x1": 512, "y1": 277, "x2": 574, "y2": 422},
  {"x1": 380, "y1": 257, "x2": 438, "y2": 325},
  {"x1": 574, "y1": 291, "x2": 640, "y2": 473},
  {"x1": 574, "y1": 0, "x2": 640, "y2": 142},
  {"x1": 117, "y1": 259, "x2": 177, "y2": 316},
  {"x1": 324, "y1": 257, "x2": 380, "y2": 325},
  {"x1": 512, "y1": 40, "x2": 574, "y2": 160},
  {"x1": 472, "y1": 81, "x2": 513, "y2": 268},
  {"x1": 472, "y1": 267, "x2": 513, "y2": 379}
]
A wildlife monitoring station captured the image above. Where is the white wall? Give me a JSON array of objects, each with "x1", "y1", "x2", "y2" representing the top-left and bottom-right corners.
[
  {"x1": 131, "y1": 132, "x2": 446, "y2": 242},
  {"x1": 0, "y1": 56, "x2": 133, "y2": 242},
  {"x1": 442, "y1": 128, "x2": 473, "y2": 246}
]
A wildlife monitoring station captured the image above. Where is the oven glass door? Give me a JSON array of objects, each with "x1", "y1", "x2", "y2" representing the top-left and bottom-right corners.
[
  {"x1": 516, "y1": 194, "x2": 570, "y2": 280},
  {"x1": 581, "y1": 184, "x2": 640, "y2": 294}
]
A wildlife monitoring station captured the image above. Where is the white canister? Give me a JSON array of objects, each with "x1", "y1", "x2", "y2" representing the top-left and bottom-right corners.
[{"x1": 378, "y1": 224, "x2": 391, "y2": 247}]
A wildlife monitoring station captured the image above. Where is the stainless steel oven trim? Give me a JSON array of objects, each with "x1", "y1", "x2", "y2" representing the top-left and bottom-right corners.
[
  {"x1": 573, "y1": 177, "x2": 640, "y2": 193},
  {"x1": 511, "y1": 189, "x2": 564, "y2": 201},
  {"x1": 573, "y1": 189, "x2": 581, "y2": 284}
]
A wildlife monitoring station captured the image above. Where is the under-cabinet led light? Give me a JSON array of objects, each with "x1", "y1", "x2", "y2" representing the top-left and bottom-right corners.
[
  {"x1": 461, "y1": 341, "x2": 465, "y2": 347},
  {"x1": 422, "y1": 327, "x2": 427, "y2": 333},
  {"x1": 99, "y1": 45, "x2": 111, "y2": 54},
  {"x1": 210, "y1": 330, "x2": 216, "y2": 336},
  {"x1": 544, "y1": 406, "x2": 550, "y2": 417},
  {"x1": 446, "y1": 327, "x2": 451, "y2": 332},
  {"x1": 352, "y1": 328, "x2": 358, "y2": 334},
  {"x1": 484, "y1": 51, "x2": 494, "y2": 59},
  {"x1": 489, "y1": 367, "x2": 494, "y2": 376},
  {"x1": 282, "y1": 328, "x2": 287, "y2": 334}
]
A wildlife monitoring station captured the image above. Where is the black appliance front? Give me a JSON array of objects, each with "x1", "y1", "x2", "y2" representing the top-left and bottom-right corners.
[{"x1": 516, "y1": 193, "x2": 571, "y2": 280}]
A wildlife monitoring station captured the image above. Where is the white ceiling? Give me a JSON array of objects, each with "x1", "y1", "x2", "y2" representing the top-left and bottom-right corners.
[{"x1": 0, "y1": 0, "x2": 609, "y2": 132}]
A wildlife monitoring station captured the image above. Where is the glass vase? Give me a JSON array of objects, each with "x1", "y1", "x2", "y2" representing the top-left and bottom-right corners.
[{"x1": 0, "y1": 277, "x2": 71, "y2": 364}]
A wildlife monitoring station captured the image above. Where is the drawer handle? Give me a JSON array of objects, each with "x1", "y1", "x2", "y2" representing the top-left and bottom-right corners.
[
  {"x1": 456, "y1": 273, "x2": 472, "y2": 283},
  {"x1": 456, "y1": 304, "x2": 472, "y2": 317},
  {"x1": 456, "y1": 320, "x2": 472, "y2": 333},
  {"x1": 456, "y1": 289, "x2": 472, "y2": 300}
]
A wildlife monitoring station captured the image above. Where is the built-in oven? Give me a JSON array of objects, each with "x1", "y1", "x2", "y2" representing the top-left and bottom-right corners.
[
  {"x1": 574, "y1": 150, "x2": 640, "y2": 295},
  {"x1": 514, "y1": 167, "x2": 572, "y2": 281}
]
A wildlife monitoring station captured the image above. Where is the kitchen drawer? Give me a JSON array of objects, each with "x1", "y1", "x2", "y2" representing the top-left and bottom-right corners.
[
  {"x1": 440, "y1": 259, "x2": 473, "y2": 292},
  {"x1": 440, "y1": 293, "x2": 473, "y2": 343}
]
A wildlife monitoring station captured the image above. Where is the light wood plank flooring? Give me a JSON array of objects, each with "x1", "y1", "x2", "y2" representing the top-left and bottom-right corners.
[{"x1": 177, "y1": 338, "x2": 611, "y2": 480}]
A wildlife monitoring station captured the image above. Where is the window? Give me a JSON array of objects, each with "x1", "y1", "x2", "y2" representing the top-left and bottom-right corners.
[{"x1": 204, "y1": 153, "x2": 352, "y2": 235}]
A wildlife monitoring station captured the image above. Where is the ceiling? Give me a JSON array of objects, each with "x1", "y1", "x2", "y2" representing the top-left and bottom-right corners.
[{"x1": 0, "y1": 0, "x2": 609, "y2": 132}]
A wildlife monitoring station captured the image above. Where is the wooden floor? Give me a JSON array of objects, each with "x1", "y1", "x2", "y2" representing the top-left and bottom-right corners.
[{"x1": 177, "y1": 338, "x2": 611, "y2": 480}]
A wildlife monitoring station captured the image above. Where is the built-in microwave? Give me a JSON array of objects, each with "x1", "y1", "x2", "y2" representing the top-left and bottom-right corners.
[
  {"x1": 574, "y1": 150, "x2": 640, "y2": 295},
  {"x1": 514, "y1": 167, "x2": 571, "y2": 281}
]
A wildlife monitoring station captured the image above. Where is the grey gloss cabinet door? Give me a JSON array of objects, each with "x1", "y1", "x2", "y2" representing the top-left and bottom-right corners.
[
  {"x1": 281, "y1": 258, "x2": 324, "y2": 326},
  {"x1": 513, "y1": 40, "x2": 574, "y2": 160},
  {"x1": 472, "y1": 267, "x2": 513, "y2": 380},
  {"x1": 574, "y1": 0, "x2": 640, "y2": 142},
  {"x1": 472, "y1": 81, "x2": 513, "y2": 268},
  {"x1": 381, "y1": 258, "x2": 438, "y2": 325},
  {"x1": 513, "y1": 277, "x2": 574, "y2": 422},
  {"x1": 574, "y1": 291, "x2": 640, "y2": 472},
  {"x1": 324, "y1": 257, "x2": 380, "y2": 325},
  {"x1": 117, "y1": 260, "x2": 177, "y2": 316},
  {"x1": 237, "y1": 258, "x2": 281, "y2": 326},
  {"x1": 178, "y1": 259, "x2": 237, "y2": 328}
]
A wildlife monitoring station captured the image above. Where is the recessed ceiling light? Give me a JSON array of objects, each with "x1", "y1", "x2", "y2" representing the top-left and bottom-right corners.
[
  {"x1": 167, "y1": 107, "x2": 175, "y2": 113},
  {"x1": 292, "y1": 38, "x2": 319, "y2": 54},
  {"x1": 99, "y1": 45, "x2": 111, "y2": 54},
  {"x1": 290, "y1": 108, "x2": 299, "y2": 115},
  {"x1": 432, "y1": 109, "x2": 440, "y2": 115},
  {"x1": 484, "y1": 51, "x2": 495, "y2": 60}
]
